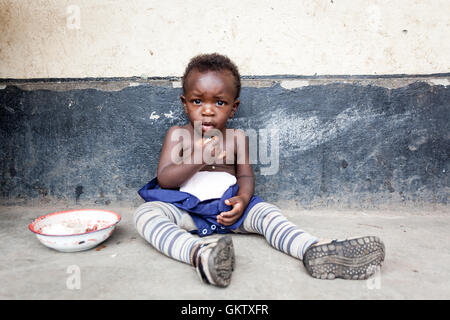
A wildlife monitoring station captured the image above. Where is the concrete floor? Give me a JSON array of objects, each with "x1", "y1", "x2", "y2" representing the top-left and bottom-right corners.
[{"x1": 1, "y1": 204, "x2": 449, "y2": 300}]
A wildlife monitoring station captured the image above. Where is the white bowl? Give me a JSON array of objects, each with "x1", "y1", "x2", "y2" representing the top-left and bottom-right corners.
[{"x1": 29, "y1": 209, "x2": 121, "y2": 252}]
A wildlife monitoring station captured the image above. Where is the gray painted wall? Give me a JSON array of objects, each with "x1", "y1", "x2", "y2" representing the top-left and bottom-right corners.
[{"x1": 1, "y1": 76, "x2": 449, "y2": 209}]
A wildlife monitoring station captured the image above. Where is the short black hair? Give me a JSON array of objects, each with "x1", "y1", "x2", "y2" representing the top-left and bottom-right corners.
[{"x1": 182, "y1": 53, "x2": 241, "y2": 99}]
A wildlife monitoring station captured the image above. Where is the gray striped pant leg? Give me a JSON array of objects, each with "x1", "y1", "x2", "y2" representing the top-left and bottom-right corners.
[
  {"x1": 238, "y1": 202, "x2": 319, "y2": 260},
  {"x1": 134, "y1": 201, "x2": 201, "y2": 265}
]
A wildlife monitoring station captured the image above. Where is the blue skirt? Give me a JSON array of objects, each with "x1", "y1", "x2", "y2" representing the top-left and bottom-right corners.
[{"x1": 138, "y1": 177, "x2": 263, "y2": 237}]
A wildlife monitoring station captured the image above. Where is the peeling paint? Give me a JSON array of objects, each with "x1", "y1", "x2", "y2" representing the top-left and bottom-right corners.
[
  {"x1": 149, "y1": 111, "x2": 160, "y2": 120},
  {"x1": 1, "y1": 76, "x2": 449, "y2": 92},
  {"x1": 172, "y1": 81, "x2": 182, "y2": 88},
  {"x1": 164, "y1": 110, "x2": 174, "y2": 118},
  {"x1": 1, "y1": 81, "x2": 132, "y2": 92},
  {"x1": 428, "y1": 79, "x2": 450, "y2": 86},
  {"x1": 280, "y1": 80, "x2": 310, "y2": 90},
  {"x1": 242, "y1": 80, "x2": 275, "y2": 88}
]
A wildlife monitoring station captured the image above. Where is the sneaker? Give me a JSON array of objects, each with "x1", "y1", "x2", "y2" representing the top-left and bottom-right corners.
[
  {"x1": 303, "y1": 236, "x2": 385, "y2": 280},
  {"x1": 190, "y1": 235, "x2": 235, "y2": 287}
]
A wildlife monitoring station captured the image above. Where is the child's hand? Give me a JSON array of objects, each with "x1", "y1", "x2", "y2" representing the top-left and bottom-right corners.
[
  {"x1": 217, "y1": 196, "x2": 246, "y2": 226},
  {"x1": 200, "y1": 136, "x2": 226, "y2": 164}
]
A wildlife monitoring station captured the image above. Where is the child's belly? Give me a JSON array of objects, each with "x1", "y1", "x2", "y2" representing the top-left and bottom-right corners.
[{"x1": 179, "y1": 171, "x2": 237, "y2": 201}]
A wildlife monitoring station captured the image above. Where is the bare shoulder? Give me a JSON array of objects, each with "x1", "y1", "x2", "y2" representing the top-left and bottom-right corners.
[
  {"x1": 159, "y1": 125, "x2": 192, "y2": 166},
  {"x1": 166, "y1": 125, "x2": 185, "y2": 134},
  {"x1": 164, "y1": 125, "x2": 191, "y2": 140}
]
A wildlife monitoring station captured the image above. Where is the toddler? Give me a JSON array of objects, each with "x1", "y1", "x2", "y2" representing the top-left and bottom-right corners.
[{"x1": 134, "y1": 53, "x2": 385, "y2": 287}]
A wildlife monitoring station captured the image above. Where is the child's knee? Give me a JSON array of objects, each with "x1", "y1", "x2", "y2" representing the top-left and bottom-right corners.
[
  {"x1": 134, "y1": 202, "x2": 166, "y2": 234},
  {"x1": 248, "y1": 202, "x2": 282, "y2": 222},
  {"x1": 134, "y1": 201, "x2": 157, "y2": 220},
  {"x1": 134, "y1": 201, "x2": 167, "y2": 218},
  {"x1": 260, "y1": 202, "x2": 280, "y2": 211}
]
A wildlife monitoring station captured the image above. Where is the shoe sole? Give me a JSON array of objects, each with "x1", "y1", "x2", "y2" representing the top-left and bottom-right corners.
[
  {"x1": 208, "y1": 235, "x2": 235, "y2": 287},
  {"x1": 303, "y1": 236, "x2": 385, "y2": 280}
]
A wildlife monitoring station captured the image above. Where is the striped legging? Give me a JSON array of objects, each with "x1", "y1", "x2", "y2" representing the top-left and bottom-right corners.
[{"x1": 134, "y1": 201, "x2": 318, "y2": 265}]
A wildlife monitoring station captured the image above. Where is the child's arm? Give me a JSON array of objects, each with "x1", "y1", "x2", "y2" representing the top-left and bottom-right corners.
[
  {"x1": 217, "y1": 130, "x2": 255, "y2": 226},
  {"x1": 157, "y1": 126, "x2": 224, "y2": 188}
]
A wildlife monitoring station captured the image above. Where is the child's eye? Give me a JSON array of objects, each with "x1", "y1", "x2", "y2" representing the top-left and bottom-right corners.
[
  {"x1": 193, "y1": 99, "x2": 201, "y2": 105},
  {"x1": 216, "y1": 100, "x2": 225, "y2": 106}
]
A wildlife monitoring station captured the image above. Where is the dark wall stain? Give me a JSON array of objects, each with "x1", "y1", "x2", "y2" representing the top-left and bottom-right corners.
[{"x1": 75, "y1": 185, "x2": 83, "y2": 202}]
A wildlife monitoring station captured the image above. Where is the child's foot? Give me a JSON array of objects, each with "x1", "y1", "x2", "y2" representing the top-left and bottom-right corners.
[
  {"x1": 303, "y1": 236, "x2": 385, "y2": 280},
  {"x1": 190, "y1": 235, "x2": 235, "y2": 287}
]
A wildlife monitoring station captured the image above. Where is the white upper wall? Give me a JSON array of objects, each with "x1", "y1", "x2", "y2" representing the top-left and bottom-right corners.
[{"x1": 1, "y1": 0, "x2": 449, "y2": 78}]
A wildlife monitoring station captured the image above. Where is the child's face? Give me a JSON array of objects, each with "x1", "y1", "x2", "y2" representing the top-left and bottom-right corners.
[{"x1": 181, "y1": 69, "x2": 239, "y2": 134}]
